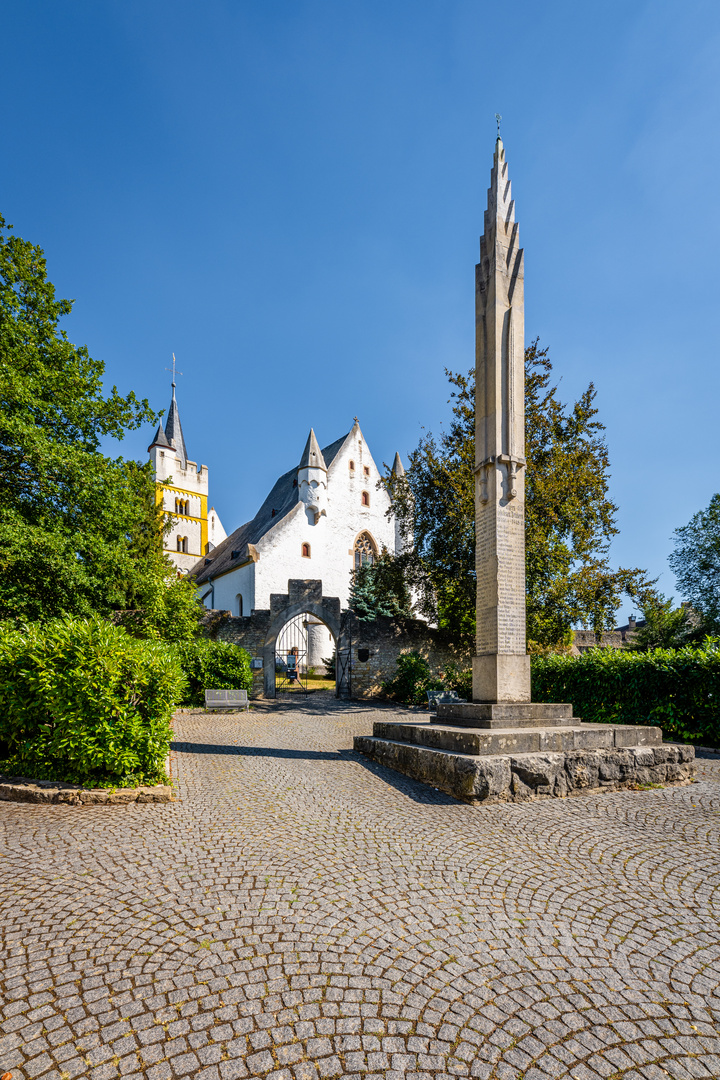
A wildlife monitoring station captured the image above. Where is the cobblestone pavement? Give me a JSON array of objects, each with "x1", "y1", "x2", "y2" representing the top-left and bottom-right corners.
[{"x1": 2, "y1": 696, "x2": 720, "y2": 1080}]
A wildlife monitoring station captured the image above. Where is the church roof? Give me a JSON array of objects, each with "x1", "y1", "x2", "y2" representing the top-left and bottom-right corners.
[
  {"x1": 164, "y1": 386, "x2": 188, "y2": 469},
  {"x1": 190, "y1": 427, "x2": 351, "y2": 585}
]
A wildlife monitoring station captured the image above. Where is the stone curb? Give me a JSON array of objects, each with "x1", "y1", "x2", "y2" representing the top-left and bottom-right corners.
[{"x1": 0, "y1": 776, "x2": 176, "y2": 805}]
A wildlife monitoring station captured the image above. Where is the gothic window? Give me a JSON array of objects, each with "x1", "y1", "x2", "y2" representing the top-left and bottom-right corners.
[
  {"x1": 354, "y1": 532, "x2": 376, "y2": 569},
  {"x1": 361, "y1": 490, "x2": 370, "y2": 507},
  {"x1": 302, "y1": 542, "x2": 311, "y2": 558}
]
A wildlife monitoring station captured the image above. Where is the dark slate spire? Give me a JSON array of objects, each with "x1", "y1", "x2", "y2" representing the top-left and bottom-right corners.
[
  {"x1": 298, "y1": 428, "x2": 327, "y2": 471},
  {"x1": 164, "y1": 382, "x2": 188, "y2": 469},
  {"x1": 148, "y1": 423, "x2": 171, "y2": 452}
]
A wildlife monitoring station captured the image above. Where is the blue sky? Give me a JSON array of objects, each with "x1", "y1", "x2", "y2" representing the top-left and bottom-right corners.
[{"x1": 2, "y1": 0, "x2": 719, "y2": 612}]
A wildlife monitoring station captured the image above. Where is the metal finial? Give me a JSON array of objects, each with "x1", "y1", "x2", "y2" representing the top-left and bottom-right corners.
[
  {"x1": 495, "y1": 113, "x2": 502, "y2": 138},
  {"x1": 165, "y1": 352, "x2": 183, "y2": 388}
]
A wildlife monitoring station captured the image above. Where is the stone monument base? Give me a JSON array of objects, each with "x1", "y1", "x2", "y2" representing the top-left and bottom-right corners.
[{"x1": 353, "y1": 709, "x2": 695, "y2": 804}]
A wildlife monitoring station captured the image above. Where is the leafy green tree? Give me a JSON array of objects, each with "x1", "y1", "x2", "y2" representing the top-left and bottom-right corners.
[
  {"x1": 0, "y1": 213, "x2": 201, "y2": 636},
  {"x1": 385, "y1": 341, "x2": 652, "y2": 646},
  {"x1": 669, "y1": 493, "x2": 720, "y2": 633},
  {"x1": 349, "y1": 548, "x2": 414, "y2": 621},
  {"x1": 626, "y1": 593, "x2": 699, "y2": 651}
]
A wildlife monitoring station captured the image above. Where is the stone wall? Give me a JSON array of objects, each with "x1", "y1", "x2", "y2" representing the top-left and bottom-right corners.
[
  {"x1": 339, "y1": 612, "x2": 472, "y2": 699},
  {"x1": 201, "y1": 606, "x2": 473, "y2": 700},
  {"x1": 201, "y1": 609, "x2": 271, "y2": 696}
]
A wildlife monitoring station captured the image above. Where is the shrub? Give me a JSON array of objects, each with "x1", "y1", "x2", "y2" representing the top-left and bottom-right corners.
[
  {"x1": 322, "y1": 652, "x2": 336, "y2": 678},
  {"x1": 0, "y1": 617, "x2": 185, "y2": 786},
  {"x1": 532, "y1": 641, "x2": 720, "y2": 746},
  {"x1": 382, "y1": 651, "x2": 442, "y2": 706},
  {"x1": 174, "y1": 639, "x2": 252, "y2": 707},
  {"x1": 440, "y1": 662, "x2": 472, "y2": 699}
]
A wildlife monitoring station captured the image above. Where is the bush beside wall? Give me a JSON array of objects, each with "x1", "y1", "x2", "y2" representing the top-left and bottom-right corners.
[
  {"x1": 174, "y1": 639, "x2": 252, "y2": 707},
  {"x1": 0, "y1": 617, "x2": 186, "y2": 787},
  {"x1": 532, "y1": 643, "x2": 720, "y2": 746}
]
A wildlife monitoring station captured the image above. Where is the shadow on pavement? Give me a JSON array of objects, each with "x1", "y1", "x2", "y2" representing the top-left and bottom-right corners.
[{"x1": 170, "y1": 740, "x2": 459, "y2": 804}]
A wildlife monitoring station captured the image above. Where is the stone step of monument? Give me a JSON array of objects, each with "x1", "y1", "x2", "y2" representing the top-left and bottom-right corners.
[
  {"x1": 353, "y1": 734, "x2": 694, "y2": 804},
  {"x1": 372, "y1": 719, "x2": 662, "y2": 757},
  {"x1": 435, "y1": 702, "x2": 574, "y2": 728}
]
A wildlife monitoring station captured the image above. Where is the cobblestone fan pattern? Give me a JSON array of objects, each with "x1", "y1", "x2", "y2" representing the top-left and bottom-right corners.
[{"x1": 1, "y1": 697, "x2": 719, "y2": 1080}]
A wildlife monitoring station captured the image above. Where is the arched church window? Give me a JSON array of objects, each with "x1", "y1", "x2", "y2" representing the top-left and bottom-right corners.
[
  {"x1": 176, "y1": 535, "x2": 182, "y2": 552},
  {"x1": 363, "y1": 466, "x2": 370, "y2": 477},
  {"x1": 349, "y1": 460, "x2": 355, "y2": 471},
  {"x1": 302, "y1": 542, "x2": 311, "y2": 558},
  {"x1": 354, "y1": 532, "x2": 377, "y2": 569},
  {"x1": 361, "y1": 490, "x2": 370, "y2": 507},
  {"x1": 236, "y1": 594, "x2": 243, "y2": 616}
]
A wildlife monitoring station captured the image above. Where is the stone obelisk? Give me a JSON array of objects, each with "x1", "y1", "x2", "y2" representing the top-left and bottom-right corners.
[{"x1": 473, "y1": 136, "x2": 530, "y2": 703}]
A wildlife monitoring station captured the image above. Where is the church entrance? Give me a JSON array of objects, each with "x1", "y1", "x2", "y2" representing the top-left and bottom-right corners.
[{"x1": 262, "y1": 580, "x2": 351, "y2": 699}]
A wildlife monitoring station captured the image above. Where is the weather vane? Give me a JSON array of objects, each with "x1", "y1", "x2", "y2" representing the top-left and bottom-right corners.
[
  {"x1": 495, "y1": 113, "x2": 502, "y2": 138},
  {"x1": 165, "y1": 353, "x2": 183, "y2": 388}
]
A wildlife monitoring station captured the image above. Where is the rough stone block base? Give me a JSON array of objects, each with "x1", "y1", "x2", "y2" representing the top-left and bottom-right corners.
[
  {"x1": 0, "y1": 775, "x2": 175, "y2": 805},
  {"x1": 353, "y1": 737, "x2": 696, "y2": 804}
]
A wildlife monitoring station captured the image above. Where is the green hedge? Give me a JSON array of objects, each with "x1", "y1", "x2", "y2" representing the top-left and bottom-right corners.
[
  {"x1": 173, "y1": 639, "x2": 252, "y2": 707},
  {"x1": 532, "y1": 643, "x2": 720, "y2": 746},
  {"x1": 0, "y1": 617, "x2": 185, "y2": 787}
]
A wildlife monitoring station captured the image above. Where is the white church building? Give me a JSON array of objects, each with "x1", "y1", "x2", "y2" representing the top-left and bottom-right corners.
[{"x1": 189, "y1": 419, "x2": 404, "y2": 621}]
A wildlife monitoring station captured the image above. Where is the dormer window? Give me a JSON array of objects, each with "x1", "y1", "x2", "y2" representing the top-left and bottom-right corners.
[
  {"x1": 301, "y1": 542, "x2": 311, "y2": 558},
  {"x1": 361, "y1": 491, "x2": 370, "y2": 507}
]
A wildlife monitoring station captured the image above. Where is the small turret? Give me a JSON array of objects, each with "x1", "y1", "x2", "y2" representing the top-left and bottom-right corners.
[
  {"x1": 391, "y1": 451, "x2": 405, "y2": 478},
  {"x1": 297, "y1": 428, "x2": 328, "y2": 521}
]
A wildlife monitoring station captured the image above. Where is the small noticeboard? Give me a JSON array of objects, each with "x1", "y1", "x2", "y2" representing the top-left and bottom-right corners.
[{"x1": 250, "y1": 657, "x2": 263, "y2": 670}]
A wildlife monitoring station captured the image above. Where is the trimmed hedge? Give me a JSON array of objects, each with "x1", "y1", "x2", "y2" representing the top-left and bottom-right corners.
[
  {"x1": 532, "y1": 643, "x2": 720, "y2": 746},
  {"x1": 174, "y1": 639, "x2": 252, "y2": 707},
  {"x1": 0, "y1": 617, "x2": 185, "y2": 787}
]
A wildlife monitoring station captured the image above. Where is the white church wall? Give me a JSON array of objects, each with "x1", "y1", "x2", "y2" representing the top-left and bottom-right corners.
[
  {"x1": 209, "y1": 560, "x2": 256, "y2": 616},
  {"x1": 251, "y1": 426, "x2": 397, "y2": 612}
]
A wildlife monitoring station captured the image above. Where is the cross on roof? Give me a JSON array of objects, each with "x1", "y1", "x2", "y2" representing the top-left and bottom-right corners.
[{"x1": 165, "y1": 353, "x2": 183, "y2": 388}]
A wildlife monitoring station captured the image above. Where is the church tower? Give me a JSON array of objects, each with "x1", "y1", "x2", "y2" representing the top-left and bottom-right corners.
[{"x1": 148, "y1": 375, "x2": 226, "y2": 573}]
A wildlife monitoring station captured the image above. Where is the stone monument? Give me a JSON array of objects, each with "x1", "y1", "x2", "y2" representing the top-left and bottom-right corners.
[{"x1": 355, "y1": 135, "x2": 695, "y2": 802}]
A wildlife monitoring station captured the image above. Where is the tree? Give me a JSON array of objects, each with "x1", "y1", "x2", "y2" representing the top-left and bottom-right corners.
[
  {"x1": 384, "y1": 341, "x2": 653, "y2": 646},
  {"x1": 349, "y1": 548, "x2": 414, "y2": 621},
  {"x1": 626, "y1": 593, "x2": 699, "y2": 651},
  {"x1": 668, "y1": 494, "x2": 720, "y2": 633},
  {"x1": 0, "y1": 213, "x2": 201, "y2": 636}
]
